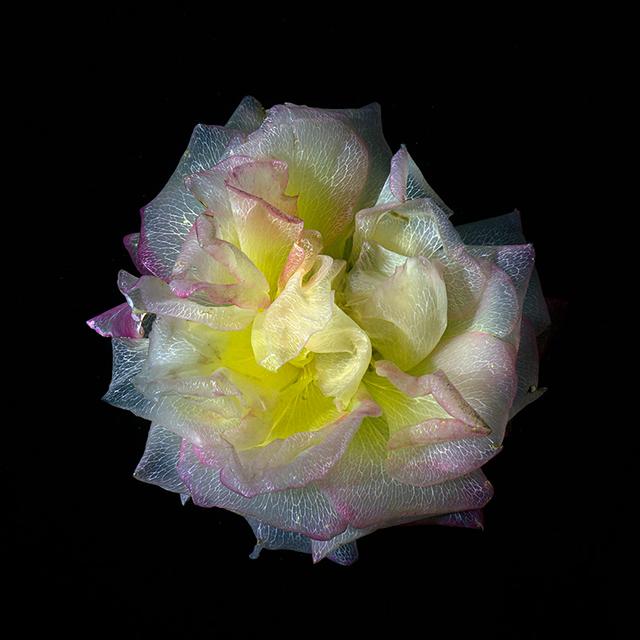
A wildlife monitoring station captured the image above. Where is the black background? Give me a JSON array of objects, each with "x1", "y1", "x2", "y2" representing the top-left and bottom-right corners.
[{"x1": 16, "y1": 9, "x2": 611, "y2": 638}]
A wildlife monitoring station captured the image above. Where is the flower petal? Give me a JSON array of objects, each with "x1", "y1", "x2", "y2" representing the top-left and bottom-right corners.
[
  {"x1": 171, "y1": 214, "x2": 270, "y2": 309},
  {"x1": 133, "y1": 424, "x2": 189, "y2": 494},
  {"x1": 319, "y1": 417, "x2": 494, "y2": 529},
  {"x1": 224, "y1": 96, "x2": 266, "y2": 134},
  {"x1": 353, "y1": 199, "x2": 487, "y2": 321},
  {"x1": 102, "y1": 338, "x2": 154, "y2": 416},
  {"x1": 121, "y1": 271, "x2": 257, "y2": 331},
  {"x1": 377, "y1": 147, "x2": 452, "y2": 216},
  {"x1": 305, "y1": 307, "x2": 372, "y2": 410},
  {"x1": 345, "y1": 250, "x2": 448, "y2": 370},
  {"x1": 382, "y1": 332, "x2": 517, "y2": 487},
  {"x1": 251, "y1": 255, "x2": 343, "y2": 371},
  {"x1": 510, "y1": 318, "x2": 545, "y2": 418},
  {"x1": 123, "y1": 233, "x2": 153, "y2": 275},
  {"x1": 201, "y1": 393, "x2": 380, "y2": 497},
  {"x1": 87, "y1": 302, "x2": 142, "y2": 339},
  {"x1": 456, "y1": 211, "x2": 550, "y2": 335},
  {"x1": 176, "y1": 441, "x2": 349, "y2": 540},
  {"x1": 138, "y1": 124, "x2": 244, "y2": 279},
  {"x1": 229, "y1": 105, "x2": 369, "y2": 252}
]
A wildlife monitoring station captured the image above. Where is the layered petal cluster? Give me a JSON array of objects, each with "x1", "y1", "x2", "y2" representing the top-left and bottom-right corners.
[{"x1": 89, "y1": 98, "x2": 548, "y2": 564}]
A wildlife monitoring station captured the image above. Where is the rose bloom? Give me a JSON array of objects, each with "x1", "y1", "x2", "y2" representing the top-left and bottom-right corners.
[{"x1": 88, "y1": 97, "x2": 548, "y2": 565}]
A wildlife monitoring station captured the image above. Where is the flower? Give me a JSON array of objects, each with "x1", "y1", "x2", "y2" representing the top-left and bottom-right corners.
[{"x1": 88, "y1": 97, "x2": 549, "y2": 565}]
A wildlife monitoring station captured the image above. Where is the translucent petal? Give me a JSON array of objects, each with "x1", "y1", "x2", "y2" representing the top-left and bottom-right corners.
[
  {"x1": 377, "y1": 147, "x2": 452, "y2": 216},
  {"x1": 139, "y1": 124, "x2": 244, "y2": 278},
  {"x1": 455, "y1": 210, "x2": 525, "y2": 245},
  {"x1": 225, "y1": 96, "x2": 265, "y2": 134},
  {"x1": 246, "y1": 517, "x2": 312, "y2": 558},
  {"x1": 251, "y1": 256, "x2": 342, "y2": 371},
  {"x1": 510, "y1": 318, "x2": 545, "y2": 418},
  {"x1": 456, "y1": 211, "x2": 550, "y2": 335},
  {"x1": 121, "y1": 272, "x2": 256, "y2": 331},
  {"x1": 171, "y1": 214, "x2": 270, "y2": 309},
  {"x1": 319, "y1": 417, "x2": 494, "y2": 529},
  {"x1": 319, "y1": 102, "x2": 391, "y2": 211},
  {"x1": 201, "y1": 393, "x2": 380, "y2": 497},
  {"x1": 225, "y1": 180, "x2": 302, "y2": 294},
  {"x1": 353, "y1": 199, "x2": 487, "y2": 321},
  {"x1": 229, "y1": 105, "x2": 369, "y2": 252},
  {"x1": 382, "y1": 332, "x2": 517, "y2": 487},
  {"x1": 87, "y1": 302, "x2": 142, "y2": 339},
  {"x1": 305, "y1": 307, "x2": 372, "y2": 410},
  {"x1": 443, "y1": 264, "x2": 521, "y2": 346},
  {"x1": 176, "y1": 441, "x2": 349, "y2": 540},
  {"x1": 102, "y1": 338, "x2": 154, "y2": 417},
  {"x1": 122, "y1": 233, "x2": 152, "y2": 275},
  {"x1": 133, "y1": 424, "x2": 189, "y2": 494},
  {"x1": 345, "y1": 251, "x2": 448, "y2": 370}
]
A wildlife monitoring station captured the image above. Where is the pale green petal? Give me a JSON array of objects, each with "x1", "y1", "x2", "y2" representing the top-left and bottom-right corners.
[
  {"x1": 353, "y1": 199, "x2": 487, "y2": 321},
  {"x1": 306, "y1": 307, "x2": 372, "y2": 410},
  {"x1": 251, "y1": 255, "x2": 343, "y2": 371},
  {"x1": 345, "y1": 249, "x2": 447, "y2": 370},
  {"x1": 229, "y1": 106, "x2": 369, "y2": 253}
]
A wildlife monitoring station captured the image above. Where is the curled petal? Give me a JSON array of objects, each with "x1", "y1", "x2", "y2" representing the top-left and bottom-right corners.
[
  {"x1": 177, "y1": 441, "x2": 349, "y2": 540},
  {"x1": 377, "y1": 146, "x2": 452, "y2": 216},
  {"x1": 345, "y1": 251, "x2": 448, "y2": 370},
  {"x1": 277, "y1": 228, "x2": 323, "y2": 292},
  {"x1": 229, "y1": 104, "x2": 369, "y2": 252},
  {"x1": 305, "y1": 307, "x2": 372, "y2": 410},
  {"x1": 139, "y1": 124, "x2": 245, "y2": 279},
  {"x1": 121, "y1": 271, "x2": 256, "y2": 331},
  {"x1": 319, "y1": 417, "x2": 494, "y2": 529},
  {"x1": 444, "y1": 264, "x2": 521, "y2": 346},
  {"x1": 510, "y1": 318, "x2": 545, "y2": 418},
  {"x1": 353, "y1": 199, "x2": 487, "y2": 321},
  {"x1": 381, "y1": 332, "x2": 517, "y2": 487},
  {"x1": 251, "y1": 255, "x2": 343, "y2": 371},
  {"x1": 224, "y1": 95, "x2": 266, "y2": 134},
  {"x1": 87, "y1": 302, "x2": 142, "y2": 339},
  {"x1": 171, "y1": 214, "x2": 270, "y2": 309},
  {"x1": 201, "y1": 393, "x2": 380, "y2": 497},
  {"x1": 225, "y1": 181, "x2": 303, "y2": 294},
  {"x1": 456, "y1": 211, "x2": 550, "y2": 335},
  {"x1": 133, "y1": 424, "x2": 189, "y2": 494}
]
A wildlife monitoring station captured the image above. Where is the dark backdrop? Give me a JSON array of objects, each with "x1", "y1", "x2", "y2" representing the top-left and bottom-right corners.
[{"x1": 17, "y1": 9, "x2": 609, "y2": 638}]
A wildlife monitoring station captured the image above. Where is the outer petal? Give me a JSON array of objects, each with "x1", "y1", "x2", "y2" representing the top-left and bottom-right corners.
[
  {"x1": 228, "y1": 105, "x2": 369, "y2": 252},
  {"x1": 138, "y1": 123, "x2": 244, "y2": 279},
  {"x1": 176, "y1": 441, "x2": 349, "y2": 540},
  {"x1": 319, "y1": 417, "x2": 494, "y2": 529},
  {"x1": 121, "y1": 271, "x2": 256, "y2": 331},
  {"x1": 201, "y1": 393, "x2": 381, "y2": 497},
  {"x1": 510, "y1": 318, "x2": 545, "y2": 417},
  {"x1": 87, "y1": 302, "x2": 142, "y2": 339},
  {"x1": 456, "y1": 211, "x2": 550, "y2": 335},
  {"x1": 133, "y1": 424, "x2": 189, "y2": 494},
  {"x1": 102, "y1": 338, "x2": 154, "y2": 416},
  {"x1": 443, "y1": 264, "x2": 521, "y2": 346},
  {"x1": 224, "y1": 96, "x2": 266, "y2": 134},
  {"x1": 123, "y1": 233, "x2": 153, "y2": 276},
  {"x1": 345, "y1": 250, "x2": 448, "y2": 370},
  {"x1": 382, "y1": 332, "x2": 517, "y2": 487},
  {"x1": 318, "y1": 102, "x2": 392, "y2": 211},
  {"x1": 377, "y1": 146, "x2": 452, "y2": 216},
  {"x1": 251, "y1": 255, "x2": 343, "y2": 371}
]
